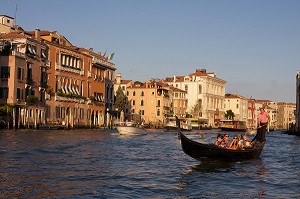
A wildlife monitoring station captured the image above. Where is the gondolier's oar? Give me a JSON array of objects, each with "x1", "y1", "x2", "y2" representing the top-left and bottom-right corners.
[{"x1": 246, "y1": 124, "x2": 268, "y2": 135}]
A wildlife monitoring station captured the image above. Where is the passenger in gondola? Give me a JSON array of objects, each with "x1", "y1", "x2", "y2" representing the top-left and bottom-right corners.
[
  {"x1": 229, "y1": 135, "x2": 239, "y2": 150},
  {"x1": 238, "y1": 133, "x2": 252, "y2": 148},
  {"x1": 214, "y1": 133, "x2": 223, "y2": 146},
  {"x1": 220, "y1": 134, "x2": 229, "y2": 148}
]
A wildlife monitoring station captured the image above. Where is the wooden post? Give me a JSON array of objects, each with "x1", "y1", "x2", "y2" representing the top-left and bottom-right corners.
[{"x1": 13, "y1": 106, "x2": 16, "y2": 129}]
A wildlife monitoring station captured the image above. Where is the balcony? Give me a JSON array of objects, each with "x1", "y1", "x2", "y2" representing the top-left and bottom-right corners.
[
  {"x1": 92, "y1": 57, "x2": 116, "y2": 69},
  {"x1": 55, "y1": 64, "x2": 84, "y2": 75},
  {"x1": 55, "y1": 94, "x2": 86, "y2": 104},
  {"x1": 12, "y1": 50, "x2": 26, "y2": 58}
]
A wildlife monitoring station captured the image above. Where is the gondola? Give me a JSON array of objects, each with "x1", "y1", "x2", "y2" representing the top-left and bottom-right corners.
[{"x1": 176, "y1": 117, "x2": 265, "y2": 161}]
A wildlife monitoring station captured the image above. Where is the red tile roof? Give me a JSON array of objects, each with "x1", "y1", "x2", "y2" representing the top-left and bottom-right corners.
[{"x1": 0, "y1": 32, "x2": 26, "y2": 39}]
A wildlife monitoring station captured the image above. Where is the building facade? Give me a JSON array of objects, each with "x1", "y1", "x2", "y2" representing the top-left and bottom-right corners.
[
  {"x1": 0, "y1": 16, "x2": 116, "y2": 129},
  {"x1": 126, "y1": 80, "x2": 173, "y2": 128},
  {"x1": 0, "y1": 30, "x2": 49, "y2": 128},
  {"x1": 224, "y1": 94, "x2": 248, "y2": 123},
  {"x1": 164, "y1": 69, "x2": 226, "y2": 127}
]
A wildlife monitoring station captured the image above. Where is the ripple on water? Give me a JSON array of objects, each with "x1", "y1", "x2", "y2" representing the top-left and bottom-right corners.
[{"x1": 0, "y1": 130, "x2": 299, "y2": 198}]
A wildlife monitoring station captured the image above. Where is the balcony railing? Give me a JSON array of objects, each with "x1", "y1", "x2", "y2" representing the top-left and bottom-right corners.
[
  {"x1": 55, "y1": 94, "x2": 86, "y2": 104},
  {"x1": 12, "y1": 50, "x2": 26, "y2": 58},
  {"x1": 55, "y1": 64, "x2": 84, "y2": 75},
  {"x1": 92, "y1": 57, "x2": 116, "y2": 69}
]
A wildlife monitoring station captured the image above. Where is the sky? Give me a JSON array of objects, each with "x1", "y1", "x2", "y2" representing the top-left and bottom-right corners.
[{"x1": 1, "y1": 0, "x2": 299, "y2": 103}]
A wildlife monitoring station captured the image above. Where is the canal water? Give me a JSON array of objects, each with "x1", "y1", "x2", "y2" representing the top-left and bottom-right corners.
[{"x1": 0, "y1": 129, "x2": 299, "y2": 198}]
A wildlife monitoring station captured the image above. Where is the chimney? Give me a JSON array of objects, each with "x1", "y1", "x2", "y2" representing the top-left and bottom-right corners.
[
  {"x1": 89, "y1": 48, "x2": 93, "y2": 52},
  {"x1": 200, "y1": 69, "x2": 206, "y2": 73},
  {"x1": 173, "y1": 75, "x2": 176, "y2": 83},
  {"x1": 35, "y1": 28, "x2": 40, "y2": 41},
  {"x1": 116, "y1": 73, "x2": 122, "y2": 84}
]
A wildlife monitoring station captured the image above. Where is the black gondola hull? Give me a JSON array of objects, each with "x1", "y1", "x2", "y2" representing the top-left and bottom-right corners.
[{"x1": 179, "y1": 132, "x2": 265, "y2": 161}]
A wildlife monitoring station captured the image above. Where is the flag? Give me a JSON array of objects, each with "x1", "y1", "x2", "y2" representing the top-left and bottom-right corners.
[{"x1": 107, "y1": 53, "x2": 114, "y2": 60}]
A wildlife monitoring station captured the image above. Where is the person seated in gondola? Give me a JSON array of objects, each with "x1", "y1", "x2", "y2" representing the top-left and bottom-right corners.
[
  {"x1": 229, "y1": 135, "x2": 239, "y2": 150},
  {"x1": 214, "y1": 133, "x2": 223, "y2": 146},
  {"x1": 220, "y1": 134, "x2": 229, "y2": 148},
  {"x1": 238, "y1": 133, "x2": 252, "y2": 148}
]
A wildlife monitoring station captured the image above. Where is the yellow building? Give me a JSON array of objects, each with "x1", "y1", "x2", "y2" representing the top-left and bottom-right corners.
[{"x1": 125, "y1": 80, "x2": 175, "y2": 128}]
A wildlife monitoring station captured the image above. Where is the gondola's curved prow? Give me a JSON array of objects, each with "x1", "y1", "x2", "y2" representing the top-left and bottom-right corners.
[{"x1": 176, "y1": 116, "x2": 265, "y2": 161}]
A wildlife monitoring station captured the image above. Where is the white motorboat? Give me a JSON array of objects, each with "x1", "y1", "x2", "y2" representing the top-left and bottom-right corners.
[{"x1": 116, "y1": 122, "x2": 147, "y2": 135}]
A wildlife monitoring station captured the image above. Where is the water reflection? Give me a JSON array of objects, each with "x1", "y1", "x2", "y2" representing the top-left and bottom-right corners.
[{"x1": 186, "y1": 159, "x2": 234, "y2": 173}]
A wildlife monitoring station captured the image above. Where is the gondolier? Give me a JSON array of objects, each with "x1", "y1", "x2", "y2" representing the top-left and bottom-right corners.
[{"x1": 253, "y1": 107, "x2": 270, "y2": 143}]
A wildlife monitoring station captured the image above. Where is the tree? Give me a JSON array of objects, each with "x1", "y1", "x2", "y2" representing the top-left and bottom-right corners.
[
  {"x1": 225, "y1": 110, "x2": 235, "y2": 120},
  {"x1": 190, "y1": 99, "x2": 202, "y2": 118},
  {"x1": 114, "y1": 86, "x2": 128, "y2": 112}
]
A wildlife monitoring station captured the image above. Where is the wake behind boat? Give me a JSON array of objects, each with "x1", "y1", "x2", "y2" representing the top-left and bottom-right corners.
[{"x1": 116, "y1": 122, "x2": 147, "y2": 135}]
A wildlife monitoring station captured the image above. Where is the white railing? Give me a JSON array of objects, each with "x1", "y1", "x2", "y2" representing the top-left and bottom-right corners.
[
  {"x1": 55, "y1": 64, "x2": 84, "y2": 75},
  {"x1": 55, "y1": 95, "x2": 85, "y2": 104}
]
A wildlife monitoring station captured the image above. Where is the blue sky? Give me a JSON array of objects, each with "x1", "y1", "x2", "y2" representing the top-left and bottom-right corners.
[{"x1": 1, "y1": 0, "x2": 299, "y2": 102}]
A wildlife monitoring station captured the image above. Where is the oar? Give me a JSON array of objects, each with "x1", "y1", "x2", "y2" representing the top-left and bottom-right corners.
[{"x1": 245, "y1": 124, "x2": 268, "y2": 135}]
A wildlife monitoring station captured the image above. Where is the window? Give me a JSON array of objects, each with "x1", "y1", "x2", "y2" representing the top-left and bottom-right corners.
[
  {"x1": 56, "y1": 106, "x2": 61, "y2": 119},
  {"x1": 132, "y1": 109, "x2": 135, "y2": 114},
  {"x1": 132, "y1": 100, "x2": 135, "y2": 106},
  {"x1": 185, "y1": 85, "x2": 188, "y2": 94},
  {"x1": 74, "y1": 108, "x2": 78, "y2": 119},
  {"x1": 141, "y1": 100, "x2": 144, "y2": 106},
  {"x1": 17, "y1": 88, "x2": 23, "y2": 100},
  {"x1": 45, "y1": 105, "x2": 50, "y2": 118},
  {"x1": 41, "y1": 48, "x2": 47, "y2": 59},
  {"x1": 29, "y1": 109, "x2": 33, "y2": 117},
  {"x1": 1, "y1": 66, "x2": 10, "y2": 78},
  {"x1": 199, "y1": 85, "x2": 202, "y2": 94},
  {"x1": 157, "y1": 100, "x2": 160, "y2": 107},
  {"x1": 0, "y1": 87, "x2": 8, "y2": 99},
  {"x1": 141, "y1": 91, "x2": 144, "y2": 96},
  {"x1": 80, "y1": 108, "x2": 84, "y2": 119},
  {"x1": 87, "y1": 109, "x2": 91, "y2": 120},
  {"x1": 17, "y1": 67, "x2": 23, "y2": 80},
  {"x1": 26, "y1": 64, "x2": 32, "y2": 81},
  {"x1": 61, "y1": 107, "x2": 65, "y2": 119},
  {"x1": 140, "y1": 110, "x2": 145, "y2": 116},
  {"x1": 133, "y1": 91, "x2": 136, "y2": 96},
  {"x1": 157, "y1": 108, "x2": 160, "y2": 116},
  {"x1": 122, "y1": 86, "x2": 125, "y2": 91},
  {"x1": 236, "y1": 104, "x2": 239, "y2": 108},
  {"x1": 127, "y1": 91, "x2": 129, "y2": 96}
]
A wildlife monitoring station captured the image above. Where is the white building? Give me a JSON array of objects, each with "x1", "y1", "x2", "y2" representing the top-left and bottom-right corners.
[
  {"x1": 224, "y1": 94, "x2": 248, "y2": 123},
  {"x1": 164, "y1": 69, "x2": 226, "y2": 126}
]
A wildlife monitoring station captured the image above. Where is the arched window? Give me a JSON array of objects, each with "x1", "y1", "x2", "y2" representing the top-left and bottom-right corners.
[
  {"x1": 141, "y1": 100, "x2": 144, "y2": 106},
  {"x1": 141, "y1": 91, "x2": 144, "y2": 96},
  {"x1": 198, "y1": 85, "x2": 202, "y2": 94},
  {"x1": 133, "y1": 91, "x2": 136, "y2": 96}
]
